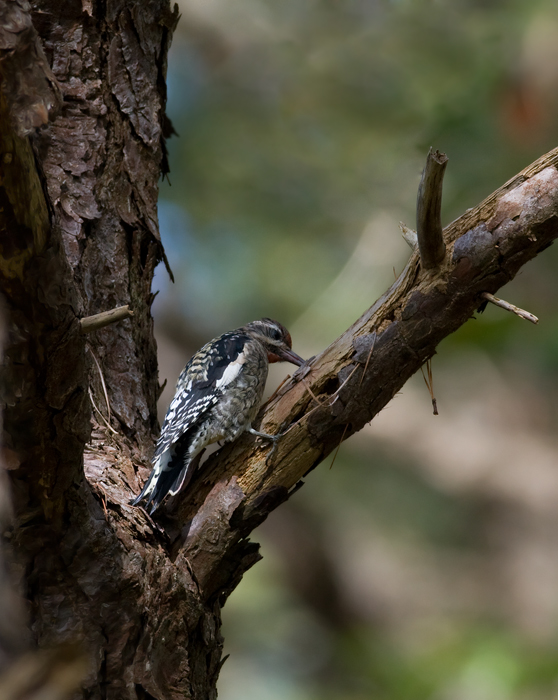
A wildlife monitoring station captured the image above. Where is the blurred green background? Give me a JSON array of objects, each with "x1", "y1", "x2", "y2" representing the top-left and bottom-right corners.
[{"x1": 155, "y1": 1, "x2": 558, "y2": 698}]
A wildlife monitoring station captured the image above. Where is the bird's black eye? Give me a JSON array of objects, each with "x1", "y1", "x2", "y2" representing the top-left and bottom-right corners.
[{"x1": 270, "y1": 327, "x2": 282, "y2": 341}]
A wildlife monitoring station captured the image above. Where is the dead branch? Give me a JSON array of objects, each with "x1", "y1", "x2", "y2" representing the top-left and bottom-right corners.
[
  {"x1": 173, "y1": 148, "x2": 558, "y2": 601},
  {"x1": 480, "y1": 291, "x2": 539, "y2": 324},
  {"x1": 416, "y1": 148, "x2": 448, "y2": 269},
  {"x1": 80, "y1": 305, "x2": 134, "y2": 333}
]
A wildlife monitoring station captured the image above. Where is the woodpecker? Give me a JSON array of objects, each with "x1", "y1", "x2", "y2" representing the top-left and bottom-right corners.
[{"x1": 131, "y1": 318, "x2": 305, "y2": 514}]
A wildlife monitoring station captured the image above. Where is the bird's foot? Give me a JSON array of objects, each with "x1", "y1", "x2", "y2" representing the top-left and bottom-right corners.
[
  {"x1": 248, "y1": 426, "x2": 283, "y2": 464},
  {"x1": 247, "y1": 426, "x2": 281, "y2": 441}
]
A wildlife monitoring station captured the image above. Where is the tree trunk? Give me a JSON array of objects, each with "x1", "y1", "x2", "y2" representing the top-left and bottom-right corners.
[{"x1": 1, "y1": 1, "x2": 558, "y2": 698}]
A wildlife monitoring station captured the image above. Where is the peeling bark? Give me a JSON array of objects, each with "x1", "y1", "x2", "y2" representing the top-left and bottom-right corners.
[{"x1": 1, "y1": 0, "x2": 558, "y2": 698}]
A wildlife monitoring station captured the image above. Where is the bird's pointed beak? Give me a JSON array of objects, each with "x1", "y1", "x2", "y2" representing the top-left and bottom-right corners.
[{"x1": 276, "y1": 347, "x2": 305, "y2": 366}]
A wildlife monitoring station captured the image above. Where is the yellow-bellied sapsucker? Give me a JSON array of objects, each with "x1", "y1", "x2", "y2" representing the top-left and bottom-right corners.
[{"x1": 131, "y1": 318, "x2": 305, "y2": 513}]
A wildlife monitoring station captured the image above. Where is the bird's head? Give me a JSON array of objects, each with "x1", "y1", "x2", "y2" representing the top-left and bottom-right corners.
[{"x1": 244, "y1": 318, "x2": 305, "y2": 367}]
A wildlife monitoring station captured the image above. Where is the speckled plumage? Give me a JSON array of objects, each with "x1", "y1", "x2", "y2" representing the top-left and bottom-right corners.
[{"x1": 131, "y1": 319, "x2": 304, "y2": 514}]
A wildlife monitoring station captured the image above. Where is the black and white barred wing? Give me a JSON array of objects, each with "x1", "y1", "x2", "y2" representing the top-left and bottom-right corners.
[
  {"x1": 153, "y1": 331, "x2": 248, "y2": 461},
  {"x1": 151, "y1": 371, "x2": 219, "y2": 462},
  {"x1": 131, "y1": 332, "x2": 249, "y2": 512},
  {"x1": 130, "y1": 380, "x2": 220, "y2": 512}
]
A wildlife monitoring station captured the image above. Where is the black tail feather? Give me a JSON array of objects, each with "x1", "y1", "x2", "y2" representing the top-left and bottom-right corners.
[
  {"x1": 131, "y1": 459, "x2": 192, "y2": 515},
  {"x1": 130, "y1": 435, "x2": 202, "y2": 514},
  {"x1": 169, "y1": 457, "x2": 199, "y2": 498},
  {"x1": 143, "y1": 465, "x2": 182, "y2": 514},
  {"x1": 129, "y1": 471, "x2": 156, "y2": 507}
]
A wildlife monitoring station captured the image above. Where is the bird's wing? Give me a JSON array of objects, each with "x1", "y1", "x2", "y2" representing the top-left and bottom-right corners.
[{"x1": 152, "y1": 332, "x2": 249, "y2": 461}]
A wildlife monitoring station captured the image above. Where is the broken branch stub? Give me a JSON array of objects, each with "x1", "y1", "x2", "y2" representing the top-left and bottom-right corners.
[
  {"x1": 79, "y1": 305, "x2": 134, "y2": 333},
  {"x1": 416, "y1": 148, "x2": 448, "y2": 269}
]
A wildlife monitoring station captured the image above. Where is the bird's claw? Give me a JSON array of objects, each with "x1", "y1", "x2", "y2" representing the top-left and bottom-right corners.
[
  {"x1": 248, "y1": 426, "x2": 284, "y2": 465},
  {"x1": 265, "y1": 436, "x2": 281, "y2": 465}
]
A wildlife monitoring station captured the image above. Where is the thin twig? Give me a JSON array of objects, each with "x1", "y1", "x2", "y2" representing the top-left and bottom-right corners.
[
  {"x1": 420, "y1": 358, "x2": 438, "y2": 415},
  {"x1": 359, "y1": 332, "x2": 377, "y2": 388},
  {"x1": 80, "y1": 305, "x2": 134, "y2": 333},
  {"x1": 88, "y1": 347, "x2": 112, "y2": 422},
  {"x1": 416, "y1": 148, "x2": 448, "y2": 269},
  {"x1": 280, "y1": 398, "x2": 326, "y2": 438},
  {"x1": 330, "y1": 363, "x2": 361, "y2": 405},
  {"x1": 267, "y1": 356, "x2": 364, "y2": 446},
  {"x1": 268, "y1": 362, "x2": 362, "y2": 445},
  {"x1": 329, "y1": 424, "x2": 349, "y2": 470},
  {"x1": 88, "y1": 387, "x2": 118, "y2": 434},
  {"x1": 301, "y1": 377, "x2": 327, "y2": 407},
  {"x1": 481, "y1": 292, "x2": 539, "y2": 325}
]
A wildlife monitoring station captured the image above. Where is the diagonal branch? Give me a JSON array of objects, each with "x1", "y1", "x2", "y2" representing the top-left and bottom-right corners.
[{"x1": 168, "y1": 147, "x2": 558, "y2": 601}]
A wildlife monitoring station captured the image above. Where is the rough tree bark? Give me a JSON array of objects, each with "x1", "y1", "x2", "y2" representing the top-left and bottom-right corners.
[{"x1": 1, "y1": 1, "x2": 558, "y2": 698}]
